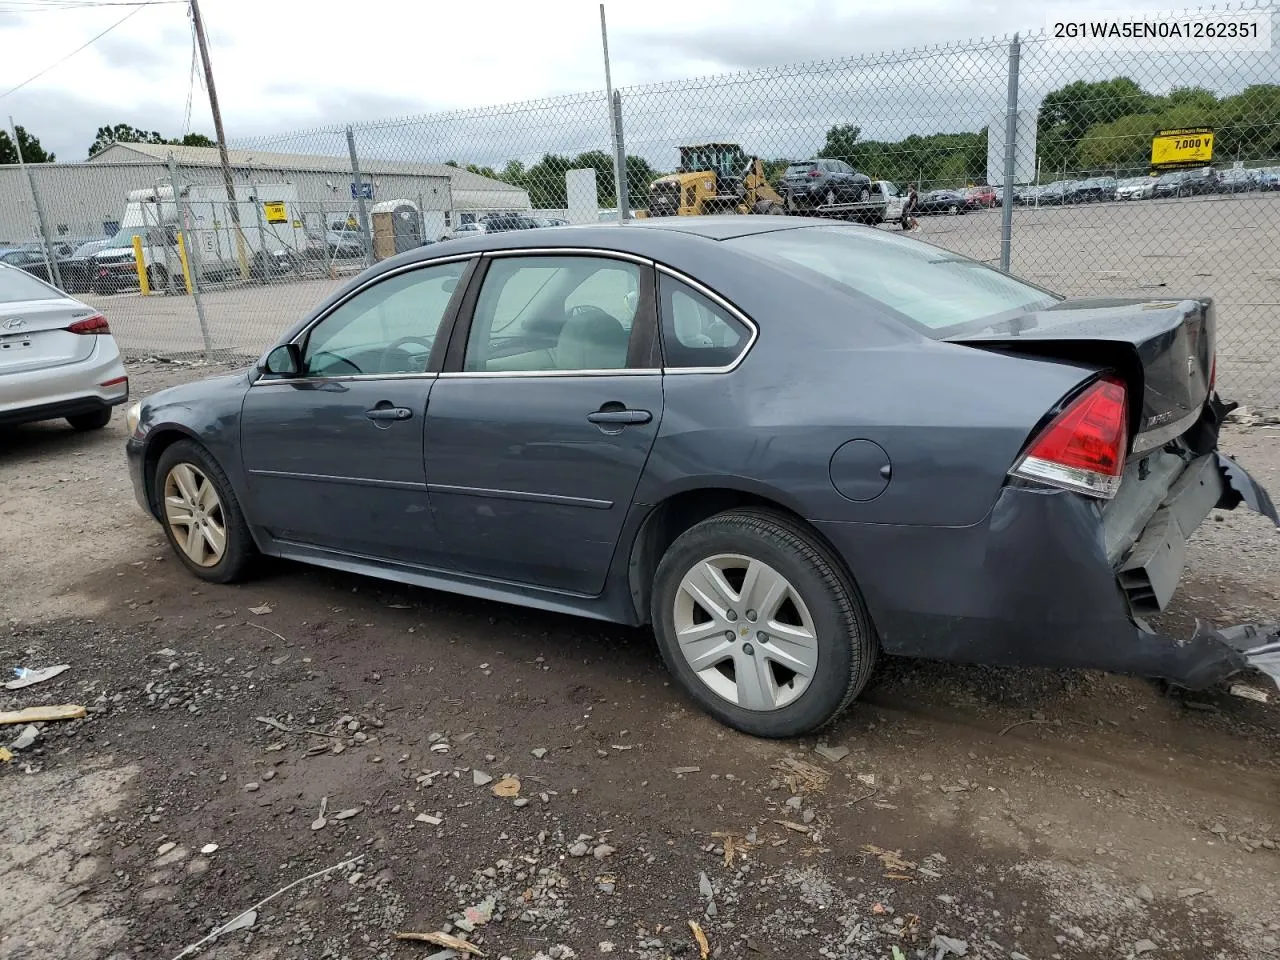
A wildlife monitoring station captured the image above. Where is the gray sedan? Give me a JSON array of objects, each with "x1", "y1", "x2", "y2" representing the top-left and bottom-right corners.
[{"x1": 124, "y1": 218, "x2": 1280, "y2": 737}]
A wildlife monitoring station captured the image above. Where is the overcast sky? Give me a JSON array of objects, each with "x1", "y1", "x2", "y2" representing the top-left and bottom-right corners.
[{"x1": 1, "y1": 0, "x2": 1275, "y2": 165}]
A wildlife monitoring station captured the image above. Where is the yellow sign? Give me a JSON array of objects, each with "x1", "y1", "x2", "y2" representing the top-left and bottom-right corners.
[
  {"x1": 263, "y1": 201, "x2": 287, "y2": 224},
  {"x1": 1151, "y1": 127, "x2": 1214, "y2": 167}
]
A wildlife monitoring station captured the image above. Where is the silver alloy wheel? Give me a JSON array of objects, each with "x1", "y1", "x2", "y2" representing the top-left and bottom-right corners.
[
  {"x1": 163, "y1": 462, "x2": 227, "y2": 568},
  {"x1": 672, "y1": 553, "x2": 819, "y2": 711},
  {"x1": 825, "y1": 189, "x2": 837, "y2": 207}
]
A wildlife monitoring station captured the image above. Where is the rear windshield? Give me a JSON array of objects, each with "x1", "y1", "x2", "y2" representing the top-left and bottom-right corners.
[
  {"x1": 728, "y1": 225, "x2": 1059, "y2": 336},
  {"x1": 0, "y1": 264, "x2": 59, "y2": 303},
  {"x1": 784, "y1": 163, "x2": 817, "y2": 175}
]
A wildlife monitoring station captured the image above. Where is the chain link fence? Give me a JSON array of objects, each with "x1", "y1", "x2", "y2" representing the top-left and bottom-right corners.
[{"x1": 4, "y1": 1, "x2": 1278, "y2": 406}]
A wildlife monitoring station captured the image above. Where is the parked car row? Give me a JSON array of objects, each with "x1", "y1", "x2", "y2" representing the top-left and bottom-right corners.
[{"x1": 1017, "y1": 166, "x2": 1280, "y2": 206}]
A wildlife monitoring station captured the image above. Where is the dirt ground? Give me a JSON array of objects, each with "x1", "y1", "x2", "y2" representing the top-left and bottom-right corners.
[{"x1": 2, "y1": 360, "x2": 1279, "y2": 960}]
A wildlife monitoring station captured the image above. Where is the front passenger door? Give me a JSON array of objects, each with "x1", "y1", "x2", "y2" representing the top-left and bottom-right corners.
[{"x1": 240, "y1": 259, "x2": 470, "y2": 563}]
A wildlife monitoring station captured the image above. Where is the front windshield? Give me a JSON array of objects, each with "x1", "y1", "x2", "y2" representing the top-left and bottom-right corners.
[{"x1": 728, "y1": 225, "x2": 1059, "y2": 336}]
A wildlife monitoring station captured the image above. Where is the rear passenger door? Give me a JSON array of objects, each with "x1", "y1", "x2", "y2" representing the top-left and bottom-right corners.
[{"x1": 423, "y1": 253, "x2": 664, "y2": 594}]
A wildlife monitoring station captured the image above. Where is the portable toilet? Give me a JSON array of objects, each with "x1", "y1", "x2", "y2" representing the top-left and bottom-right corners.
[{"x1": 370, "y1": 200, "x2": 422, "y2": 260}]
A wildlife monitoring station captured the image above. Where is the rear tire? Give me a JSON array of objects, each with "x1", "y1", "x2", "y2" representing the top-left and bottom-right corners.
[
  {"x1": 650, "y1": 508, "x2": 878, "y2": 738},
  {"x1": 154, "y1": 439, "x2": 256, "y2": 583},
  {"x1": 67, "y1": 408, "x2": 111, "y2": 431}
]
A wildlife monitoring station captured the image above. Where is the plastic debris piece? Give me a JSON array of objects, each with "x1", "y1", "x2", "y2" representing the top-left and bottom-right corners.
[
  {"x1": 5, "y1": 665, "x2": 70, "y2": 690},
  {"x1": 0, "y1": 747, "x2": 11, "y2": 763}
]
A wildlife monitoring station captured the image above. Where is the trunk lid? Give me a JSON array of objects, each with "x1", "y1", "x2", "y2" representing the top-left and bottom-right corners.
[
  {"x1": 948, "y1": 297, "x2": 1214, "y2": 454},
  {"x1": 0, "y1": 300, "x2": 100, "y2": 375}
]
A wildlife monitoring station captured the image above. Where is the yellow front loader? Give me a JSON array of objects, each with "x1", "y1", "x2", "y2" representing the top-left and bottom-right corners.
[{"x1": 636, "y1": 143, "x2": 787, "y2": 218}]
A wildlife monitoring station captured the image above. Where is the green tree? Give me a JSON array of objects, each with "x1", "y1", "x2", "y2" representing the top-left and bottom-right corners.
[
  {"x1": 817, "y1": 123, "x2": 862, "y2": 164},
  {"x1": 1037, "y1": 77, "x2": 1155, "y2": 171},
  {"x1": 0, "y1": 125, "x2": 54, "y2": 163},
  {"x1": 88, "y1": 124, "x2": 216, "y2": 158},
  {"x1": 1215, "y1": 84, "x2": 1280, "y2": 163}
]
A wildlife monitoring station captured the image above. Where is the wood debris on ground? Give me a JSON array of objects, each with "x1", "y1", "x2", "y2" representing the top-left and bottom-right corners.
[
  {"x1": 394, "y1": 930, "x2": 486, "y2": 955},
  {"x1": 863, "y1": 844, "x2": 917, "y2": 878},
  {"x1": 688, "y1": 919, "x2": 710, "y2": 959},
  {"x1": 773, "y1": 819, "x2": 812, "y2": 835},
  {"x1": 710, "y1": 831, "x2": 750, "y2": 867},
  {"x1": 0, "y1": 704, "x2": 85, "y2": 725},
  {"x1": 772, "y1": 756, "x2": 829, "y2": 794}
]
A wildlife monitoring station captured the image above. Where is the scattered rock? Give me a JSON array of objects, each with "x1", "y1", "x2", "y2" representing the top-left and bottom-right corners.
[
  {"x1": 243, "y1": 782, "x2": 260, "y2": 793},
  {"x1": 569, "y1": 842, "x2": 590, "y2": 858},
  {"x1": 220, "y1": 909, "x2": 257, "y2": 934},
  {"x1": 10, "y1": 725, "x2": 38, "y2": 751},
  {"x1": 261, "y1": 769, "x2": 276, "y2": 782},
  {"x1": 672, "y1": 766, "x2": 701, "y2": 775},
  {"x1": 472, "y1": 769, "x2": 493, "y2": 787},
  {"x1": 1134, "y1": 940, "x2": 1157, "y2": 955},
  {"x1": 156, "y1": 842, "x2": 176, "y2": 857},
  {"x1": 931, "y1": 934, "x2": 968, "y2": 958},
  {"x1": 200, "y1": 843, "x2": 218, "y2": 855},
  {"x1": 531, "y1": 748, "x2": 548, "y2": 759},
  {"x1": 1136, "y1": 884, "x2": 1155, "y2": 903},
  {"x1": 333, "y1": 807, "x2": 361, "y2": 821},
  {"x1": 513, "y1": 797, "x2": 530, "y2": 808},
  {"x1": 593, "y1": 843, "x2": 616, "y2": 860},
  {"x1": 416, "y1": 813, "x2": 443, "y2": 826},
  {"x1": 698, "y1": 872, "x2": 713, "y2": 899},
  {"x1": 1178, "y1": 888, "x2": 1205, "y2": 899}
]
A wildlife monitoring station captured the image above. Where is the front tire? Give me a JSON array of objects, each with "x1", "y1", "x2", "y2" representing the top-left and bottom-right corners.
[
  {"x1": 650, "y1": 508, "x2": 877, "y2": 738},
  {"x1": 154, "y1": 439, "x2": 256, "y2": 583}
]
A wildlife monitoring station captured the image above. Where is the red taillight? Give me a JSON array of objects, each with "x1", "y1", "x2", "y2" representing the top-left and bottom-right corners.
[
  {"x1": 808, "y1": 169, "x2": 822, "y2": 177},
  {"x1": 68, "y1": 314, "x2": 110, "y2": 335},
  {"x1": 1010, "y1": 377, "x2": 1129, "y2": 499},
  {"x1": 100, "y1": 375, "x2": 128, "y2": 389}
]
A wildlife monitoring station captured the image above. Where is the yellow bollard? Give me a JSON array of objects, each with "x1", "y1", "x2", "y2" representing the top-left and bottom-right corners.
[
  {"x1": 176, "y1": 232, "x2": 194, "y2": 295},
  {"x1": 132, "y1": 235, "x2": 150, "y2": 296}
]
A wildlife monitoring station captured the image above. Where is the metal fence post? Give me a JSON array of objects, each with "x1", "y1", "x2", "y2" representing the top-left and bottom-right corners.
[
  {"x1": 612, "y1": 91, "x2": 630, "y2": 220},
  {"x1": 346, "y1": 126, "x2": 373, "y2": 267},
  {"x1": 10, "y1": 116, "x2": 64, "y2": 291},
  {"x1": 168, "y1": 152, "x2": 214, "y2": 360},
  {"x1": 599, "y1": 4, "x2": 626, "y2": 223},
  {"x1": 999, "y1": 33, "x2": 1021, "y2": 275}
]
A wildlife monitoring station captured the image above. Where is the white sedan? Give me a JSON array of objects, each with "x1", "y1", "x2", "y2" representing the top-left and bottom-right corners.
[{"x1": 0, "y1": 263, "x2": 128, "y2": 431}]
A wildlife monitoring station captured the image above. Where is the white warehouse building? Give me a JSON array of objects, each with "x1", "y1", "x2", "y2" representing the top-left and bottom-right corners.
[{"x1": 0, "y1": 142, "x2": 531, "y2": 247}]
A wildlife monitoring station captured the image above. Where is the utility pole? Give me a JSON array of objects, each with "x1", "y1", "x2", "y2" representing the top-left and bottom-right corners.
[{"x1": 189, "y1": 0, "x2": 249, "y2": 278}]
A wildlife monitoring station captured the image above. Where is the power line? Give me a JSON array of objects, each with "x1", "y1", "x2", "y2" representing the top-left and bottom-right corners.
[
  {"x1": 0, "y1": 4, "x2": 147, "y2": 98},
  {"x1": 0, "y1": 1, "x2": 182, "y2": 10}
]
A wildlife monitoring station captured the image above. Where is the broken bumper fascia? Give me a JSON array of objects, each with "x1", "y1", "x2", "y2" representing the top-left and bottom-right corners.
[{"x1": 814, "y1": 448, "x2": 1280, "y2": 693}]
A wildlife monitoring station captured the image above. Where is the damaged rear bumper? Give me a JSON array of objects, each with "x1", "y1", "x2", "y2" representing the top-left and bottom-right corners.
[{"x1": 814, "y1": 448, "x2": 1280, "y2": 692}]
